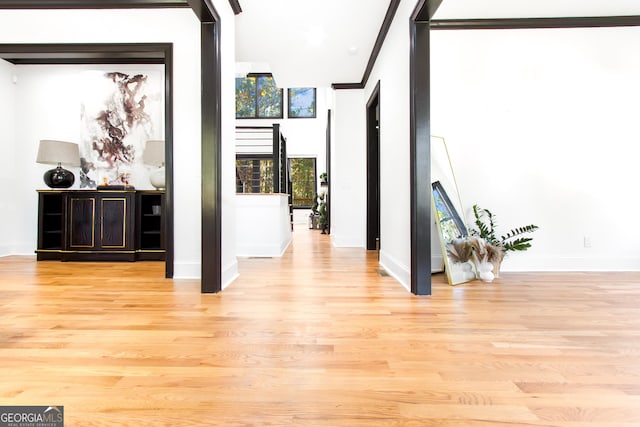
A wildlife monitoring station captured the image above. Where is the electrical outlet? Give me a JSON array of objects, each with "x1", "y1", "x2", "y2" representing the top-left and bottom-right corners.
[{"x1": 584, "y1": 236, "x2": 592, "y2": 248}]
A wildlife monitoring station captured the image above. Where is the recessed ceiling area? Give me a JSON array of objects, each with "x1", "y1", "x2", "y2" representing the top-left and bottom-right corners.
[
  {"x1": 234, "y1": 0, "x2": 391, "y2": 88},
  {"x1": 433, "y1": 0, "x2": 640, "y2": 20}
]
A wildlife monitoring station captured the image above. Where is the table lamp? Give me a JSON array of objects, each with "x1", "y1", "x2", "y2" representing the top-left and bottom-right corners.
[
  {"x1": 143, "y1": 140, "x2": 165, "y2": 190},
  {"x1": 36, "y1": 139, "x2": 81, "y2": 188}
]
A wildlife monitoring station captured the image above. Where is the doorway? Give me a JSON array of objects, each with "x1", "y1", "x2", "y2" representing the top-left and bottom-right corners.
[
  {"x1": 0, "y1": 42, "x2": 174, "y2": 279},
  {"x1": 366, "y1": 81, "x2": 381, "y2": 252}
]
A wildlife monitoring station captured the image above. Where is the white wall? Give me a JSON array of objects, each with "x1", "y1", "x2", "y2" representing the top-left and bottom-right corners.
[
  {"x1": 431, "y1": 27, "x2": 640, "y2": 272},
  {"x1": 358, "y1": 0, "x2": 416, "y2": 289},
  {"x1": 10, "y1": 64, "x2": 164, "y2": 255},
  {"x1": 0, "y1": 59, "x2": 16, "y2": 256},
  {"x1": 330, "y1": 0, "x2": 640, "y2": 292},
  {"x1": 0, "y1": 4, "x2": 239, "y2": 284},
  {"x1": 220, "y1": 5, "x2": 240, "y2": 287},
  {"x1": 330, "y1": 89, "x2": 367, "y2": 248}
]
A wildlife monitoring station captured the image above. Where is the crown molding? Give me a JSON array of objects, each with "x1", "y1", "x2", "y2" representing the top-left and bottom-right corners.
[{"x1": 430, "y1": 15, "x2": 640, "y2": 30}]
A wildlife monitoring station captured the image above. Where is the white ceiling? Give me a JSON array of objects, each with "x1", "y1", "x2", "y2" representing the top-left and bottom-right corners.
[
  {"x1": 234, "y1": 0, "x2": 640, "y2": 88},
  {"x1": 234, "y1": 0, "x2": 391, "y2": 88}
]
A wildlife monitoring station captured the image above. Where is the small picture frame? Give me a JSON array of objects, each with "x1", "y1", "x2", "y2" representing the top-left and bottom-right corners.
[{"x1": 288, "y1": 87, "x2": 316, "y2": 118}]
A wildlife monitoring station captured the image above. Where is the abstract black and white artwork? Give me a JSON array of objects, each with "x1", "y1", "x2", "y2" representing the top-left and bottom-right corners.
[{"x1": 80, "y1": 69, "x2": 163, "y2": 188}]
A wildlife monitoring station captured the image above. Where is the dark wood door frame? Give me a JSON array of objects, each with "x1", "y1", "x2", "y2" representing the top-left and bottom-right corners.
[
  {"x1": 325, "y1": 109, "x2": 331, "y2": 234},
  {"x1": 366, "y1": 80, "x2": 381, "y2": 251},
  {"x1": 409, "y1": 0, "x2": 439, "y2": 295},
  {"x1": 194, "y1": 2, "x2": 222, "y2": 293},
  {"x1": 0, "y1": 0, "x2": 223, "y2": 292}
]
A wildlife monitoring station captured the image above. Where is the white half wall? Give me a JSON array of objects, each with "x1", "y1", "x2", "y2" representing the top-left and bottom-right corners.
[
  {"x1": 0, "y1": 59, "x2": 16, "y2": 256},
  {"x1": 235, "y1": 194, "x2": 292, "y2": 257}
]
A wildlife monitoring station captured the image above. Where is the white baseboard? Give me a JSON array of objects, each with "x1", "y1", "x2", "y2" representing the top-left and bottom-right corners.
[
  {"x1": 0, "y1": 242, "x2": 35, "y2": 257},
  {"x1": 236, "y1": 235, "x2": 292, "y2": 258},
  {"x1": 222, "y1": 259, "x2": 239, "y2": 290},
  {"x1": 502, "y1": 255, "x2": 640, "y2": 272},
  {"x1": 330, "y1": 234, "x2": 364, "y2": 248},
  {"x1": 0, "y1": 244, "x2": 10, "y2": 257},
  {"x1": 379, "y1": 250, "x2": 411, "y2": 292},
  {"x1": 431, "y1": 254, "x2": 445, "y2": 273},
  {"x1": 172, "y1": 259, "x2": 240, "y2": 289},
  {"x1": 173, "y1": 262, "x2": 200, "y2": 279}
]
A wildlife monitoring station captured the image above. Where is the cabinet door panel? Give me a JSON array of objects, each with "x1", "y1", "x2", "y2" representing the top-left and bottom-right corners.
[
  {"x1": 69, "y1": 197, "x2": 95, "y2": 248},
  {"x1": 101, "y1": 198, "x2": 127, "y2": 248}
]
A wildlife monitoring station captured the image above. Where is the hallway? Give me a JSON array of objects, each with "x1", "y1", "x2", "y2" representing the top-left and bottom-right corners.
[{"x1": 1, "y1": 228, "x2": 639, "y2": 425}]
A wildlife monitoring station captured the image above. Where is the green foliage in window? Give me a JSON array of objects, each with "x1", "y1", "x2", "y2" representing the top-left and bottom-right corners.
[
  {"x1": 235, "y1": 78, "x2": 256, "y2": 118},
  {"x1": 290, "y1": 158, "x2": 316, "y2": 207},
  {"x1": 236, "y1": 158, "x2": 273, "y2": 193},
  {"x1": 257, "y1": 76, "x2": 282, "y2": 118},
  {"x1": 236, "y1": 75, "x2": 282, "y2": 119},
  {"x1": 288, "y1": 87, "x2": 316, "y2": 118}
]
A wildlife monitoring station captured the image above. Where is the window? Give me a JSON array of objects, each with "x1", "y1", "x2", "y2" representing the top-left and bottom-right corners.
[
  {"x1": 236, "y1": 157, "x2": 273, "y2": 193},
  {"x1": 289, "y1": 158, "x2": 316, "y2": 208},
  {"x1": 235, "y1": 74, "x2": 283, "y2": 119},
  {"x1": 288, "y1": 87, "x2": 317, "y2": 118}
]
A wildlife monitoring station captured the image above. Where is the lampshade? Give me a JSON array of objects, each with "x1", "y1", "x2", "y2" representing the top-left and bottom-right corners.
[
  {"x1": 36, "y1": 140, "x2": 80, "y2": 189},
  {"x1": 36, "y1": 140, "x2": 80, "y2": 166},
  {"x1": 143, "y1": 140, "x2": 165, "y2": 167}
]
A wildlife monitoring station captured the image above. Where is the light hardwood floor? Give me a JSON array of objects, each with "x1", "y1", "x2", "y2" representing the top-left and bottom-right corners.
[{"x1": 1, "y1": 228, "x2": 639, "y2": 426}]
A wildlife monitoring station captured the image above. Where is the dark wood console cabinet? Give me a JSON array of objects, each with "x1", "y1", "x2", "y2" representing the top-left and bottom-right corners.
[{"x1": 37, "y1": 190, "x2": 165, "y2": 261}]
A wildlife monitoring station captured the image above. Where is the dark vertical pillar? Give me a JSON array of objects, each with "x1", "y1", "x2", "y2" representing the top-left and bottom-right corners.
[
  {"x1": 163, "y1": 45, "x2": 174, "y2": 278},
  {"x1": 280, "y1": 136, "x2": 287, "y2": 195},
  {"x1": 366, "y1": 81, "x2": 381, "y2": 251},
  {"x1": 325, "y1": 109, "x2": 331, "y2": 234},
  {"x1": 410, "y1": 14, "x2": 432, "y2": 295},
  {"x1": 272, "y1": 124, "x2": 281, "y2": 193},
  {"x1": 201, "y1": 20, "x2": 222, "y2": 293}
]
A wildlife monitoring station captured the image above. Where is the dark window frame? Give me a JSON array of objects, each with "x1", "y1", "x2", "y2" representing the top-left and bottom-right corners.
[
  {"x1": 235, "y1": 73, "x2": 283, "y2": 119},
  {"x1": 287, "y1": 87, "x2": 317, "y2": 119},
  {"x1": 289, "y1": 157, "x2": 317, "y2": 209},
  {"x1": 235, "y1": 154, "x2": 274, "y2": 194}
]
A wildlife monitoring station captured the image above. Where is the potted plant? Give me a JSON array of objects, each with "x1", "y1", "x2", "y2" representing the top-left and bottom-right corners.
[
  {"x1": 320, "y1": 172, "x2": 328, "y2": 185},
  {"x1": 470, "y1": 204, "x2": 539, "y2": 277},
  {"x1": 318, "y1": 193, "x2": 328, "y2": 234},
  {"x1": 309, "y1": 193, "x2": 320, "y2": 229}
]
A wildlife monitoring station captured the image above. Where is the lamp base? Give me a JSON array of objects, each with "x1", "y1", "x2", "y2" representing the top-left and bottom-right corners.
[
  {"x1": 149, "y1": 167, "x2": 165, "y2": 190},
  {"x1": 44, "y1": 166, "x2": 75, "y2": 188}
]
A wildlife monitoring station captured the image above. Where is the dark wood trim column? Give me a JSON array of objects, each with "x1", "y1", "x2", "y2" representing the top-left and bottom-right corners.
[
  {"x1": 162, "y1": 45, "x2": 175, "y2": 278},
  {"x1": 200, "y1": 9, "x2": 222, "y2": 293},
  {"x1": 409, "y1": 0, "x2": 434, "y2": 295},
  {"x1": 272, "y1": 124, "x2": 281, "y2": 193},
  {"x1": 366, "y1": 81, "x2": 381, "y2": 251},
  {"x1": 325, "y1": 109, "x2": 331, "y2": 234}
]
